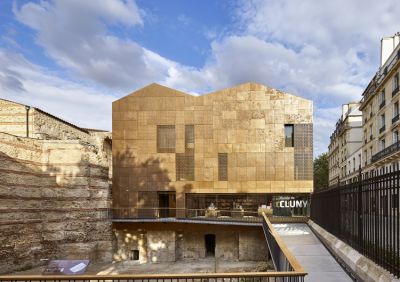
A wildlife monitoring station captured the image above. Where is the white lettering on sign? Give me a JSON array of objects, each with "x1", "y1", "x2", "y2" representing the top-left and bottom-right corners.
[{"x1": 277, "y1": 200, "x2": 308, "y2": 208}]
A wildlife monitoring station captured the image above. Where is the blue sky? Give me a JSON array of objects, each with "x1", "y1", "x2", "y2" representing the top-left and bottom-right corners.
[{"x1": 0, "y1": 0, "x2": 399, "y2": 156}]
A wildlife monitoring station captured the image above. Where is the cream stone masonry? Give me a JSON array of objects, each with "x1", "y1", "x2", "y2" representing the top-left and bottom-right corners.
[
  {"x1": 360, "y1": 33, "x2": 400, "y2": 172},
  {"x1": 328, "y1": 103, "x2": 363, "y2": 186}
]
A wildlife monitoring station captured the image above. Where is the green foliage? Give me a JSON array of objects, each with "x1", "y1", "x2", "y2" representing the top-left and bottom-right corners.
[{"x1": 314, "y1": 153, "x2": 329, "y2": 191}]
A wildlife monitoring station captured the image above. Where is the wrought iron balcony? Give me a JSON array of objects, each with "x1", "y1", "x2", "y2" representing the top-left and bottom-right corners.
[
  {"x1": 393, "y1": 114, "x2": 400, "y2": 124},
  {"x1": 379, "y1": 125, "x2": 386, "y2": 134},
  {"x1": 379, "y1": 100, "x2": 386, "y2": 109},
  {"x1": 371, "y1": 140, "x2": 400, "y2": 163}
]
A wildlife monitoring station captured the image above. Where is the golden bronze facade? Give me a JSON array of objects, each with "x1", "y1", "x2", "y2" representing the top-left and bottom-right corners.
[{"x1": 112, "y1": 82, "x2": 313, "y2": 211}]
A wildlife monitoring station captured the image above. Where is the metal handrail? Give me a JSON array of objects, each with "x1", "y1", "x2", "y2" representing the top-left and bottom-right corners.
[
  {"x1": 261, "y1": 213, "x2": 305, "y2": 274},
  {"x1": 0, "y1": 271, "x2": 306, "y2": 281}
]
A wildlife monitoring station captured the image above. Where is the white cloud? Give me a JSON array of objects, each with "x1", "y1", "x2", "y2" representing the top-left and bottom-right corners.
[
  {"x1": 13, "y1": 0, "x2": 166, "y2": 91},
  {"x1": 7, "y1": 0, "x2": 400, "y2": 155},
  {"x1": 0, "y1": 49, "x2": 115, "y2": 130}
]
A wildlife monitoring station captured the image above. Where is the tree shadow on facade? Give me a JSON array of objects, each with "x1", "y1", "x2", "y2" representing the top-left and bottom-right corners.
[{"x1": 113, "y1": 150, "x2": 193, "y2": 218}]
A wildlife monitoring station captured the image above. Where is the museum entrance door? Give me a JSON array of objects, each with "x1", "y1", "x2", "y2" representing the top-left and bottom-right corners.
[{"x1": 158, "y1": 192, "x2": 176, "y2": 218}]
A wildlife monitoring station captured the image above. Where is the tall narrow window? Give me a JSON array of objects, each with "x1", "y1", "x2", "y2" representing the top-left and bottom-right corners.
[
  {"x1": 393, "y1": 130, "x2": 399, "y2": 144},
  {"x1": 380, "y1": 138, "x2": 386, "y2": 151},
  {"x1": 284, "y1": 124, "x2": 294, "y2": 147},
  {"x1": 218, "y1": 153, "x2": 228, "y2": 181},
  {"x1": 379, "y1": 89, "x2": 385, "y2": 108},
  {"x1": 380, "y1": 114, "x2": 385, "y2": 131},
  {"x1": 370, "y1": 147, "x2": 373, "y2": 163},
  {"x1": 369, "y1": 124, "x2": 373, "y2": 139},
  {"x1": 185, "y1": 125, "x2": 195, "y2": 153},
  {"x1": 393, "y1": 102, "x2": 399, "y2": 119},
  {"x1": 393, "y1": 73, "x2": 399, "y2": 95},
  {"x1": 157, "y1": 125, "x2": 175, "y2": 153}
]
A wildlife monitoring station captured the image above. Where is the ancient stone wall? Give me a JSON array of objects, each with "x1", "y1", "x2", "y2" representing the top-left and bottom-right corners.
[
  {"x1": 0, "y1": 99, "x2": 92, "y2": 141},
  {"x1": 113, "y1": 222, "x2": 268, "y2": 263},
  {"x1": 0, "y1": 132, "x2": 112, "y2": 274}
]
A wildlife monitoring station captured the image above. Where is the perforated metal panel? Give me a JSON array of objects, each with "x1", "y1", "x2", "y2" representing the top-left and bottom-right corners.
[
  {"x1": 157, "y1": 125, "x2": 175, "y2": 153},
  {"x1": 294, "y1": 124, "x2": 313, "y2": 148},
  {"x1": 294, "y1": 124, "x2": 313, "y2": 180},
  {"x1": 185, "y1": 125, "x2": 195, "y2": 153},
  {"x1": 294, "y1": 151, "x2": 313, "y2": 180},
  {"x1": 218, "y1": 153, "x2": 228, "y2": 181},
  {"x1": 176, "y1": 154, "x2": 194, "y2": 181}
]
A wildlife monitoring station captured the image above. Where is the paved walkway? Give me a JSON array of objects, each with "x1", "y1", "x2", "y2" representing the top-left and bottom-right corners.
[{"x1": 273, "y1": 223, "x2": 353, "y2": 282}]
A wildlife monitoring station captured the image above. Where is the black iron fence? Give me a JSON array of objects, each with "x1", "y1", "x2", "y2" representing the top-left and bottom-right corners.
[{"x1": 311, "y1": 167, "x2": 400, "y2": 277}]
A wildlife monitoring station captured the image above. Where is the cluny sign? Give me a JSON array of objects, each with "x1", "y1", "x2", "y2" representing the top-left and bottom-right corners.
[{"x1": 277, "y1": 200, "x2": 308, "y2": 208}]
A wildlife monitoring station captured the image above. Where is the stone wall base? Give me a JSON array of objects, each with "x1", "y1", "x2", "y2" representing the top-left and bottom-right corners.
[{"x1": 308, "y1": 220, "x2": 398, "y2": 282}]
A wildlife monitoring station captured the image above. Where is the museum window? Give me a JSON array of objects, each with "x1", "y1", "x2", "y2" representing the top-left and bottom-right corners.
[
  {"x1": 157, "y1": 125, "x2": 175, "y2": 153},
  {"x1": 185, "y1": 125, "x2": 195, "y2": 153},
  {"x1": 176, "y1": 154, "x2": 194, "y2": 181},
  {"x1": 284, "y1": 124, "x2": 294, "y2": 147},
  {"x1": 218, "y1": 153, "x2": 228, "y2": 181}
]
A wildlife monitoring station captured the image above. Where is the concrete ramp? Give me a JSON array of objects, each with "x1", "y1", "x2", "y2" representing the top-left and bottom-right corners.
[{"x1": 273, "y1": 223, "x2": 353, "y2": 282}]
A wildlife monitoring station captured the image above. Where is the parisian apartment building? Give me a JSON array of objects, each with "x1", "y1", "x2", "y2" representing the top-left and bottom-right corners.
[
  {"x1": 328, "y1": 102, "x2": 362, "y2": 185},
  {"x1": 328, "y1": 33, "x2": 400, "y2": 182}
]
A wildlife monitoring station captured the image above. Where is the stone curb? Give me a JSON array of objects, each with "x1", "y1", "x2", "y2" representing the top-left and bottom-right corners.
[{"x1": 308, "y1": 220, "x2": 399, "y2": 282}]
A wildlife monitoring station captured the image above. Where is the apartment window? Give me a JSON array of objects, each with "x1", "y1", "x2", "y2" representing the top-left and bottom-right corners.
[
  {"x1": 176, "y1": 154, "x2": 194, "y2": 181},
  {"x1": 380, "y1": 138, "x2": 386, "y2": 151},
  {"x1": 353, "y1": 157, "x2": 356, "y2": 172},
  {"x1": 185, "y1": 125, "x2": 195, "y2": 153},
  {"x1": 379, "y1": 89, "x2": 385, "y2": 107},
  {"x1": 364, "y1": 150, "x2": 367, "y2": 165},
  {"x1": 370, "y1": 147, "x2": 373, "y2": 162},
  {"x1": 157, "y1": 125, "x2": 176, "y2": 153},
  {"x1": 218, "y1": 153, "x2": 228, "y2": 181},
  {"x1": 284, "y1": 124, "x2": 294, "y2": 147},
  {"x1": 393, "y1": 102, "x2": 399, "y2": 123},
  {"x1": 393, "y1": 130, "x2": 399, "y2": 144},
  {"x1": 369, "y1": 124, "x2": 373, "y2": 139},
  {"x1": 358, "y1": 154, "x2": 361, "y2": 169},
  {"x1": 393, "y1": 73, "x2": 399, "y2": 95},
  {"x1": 380, "y1": 114, "x2": 385, "y2": 132}
]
